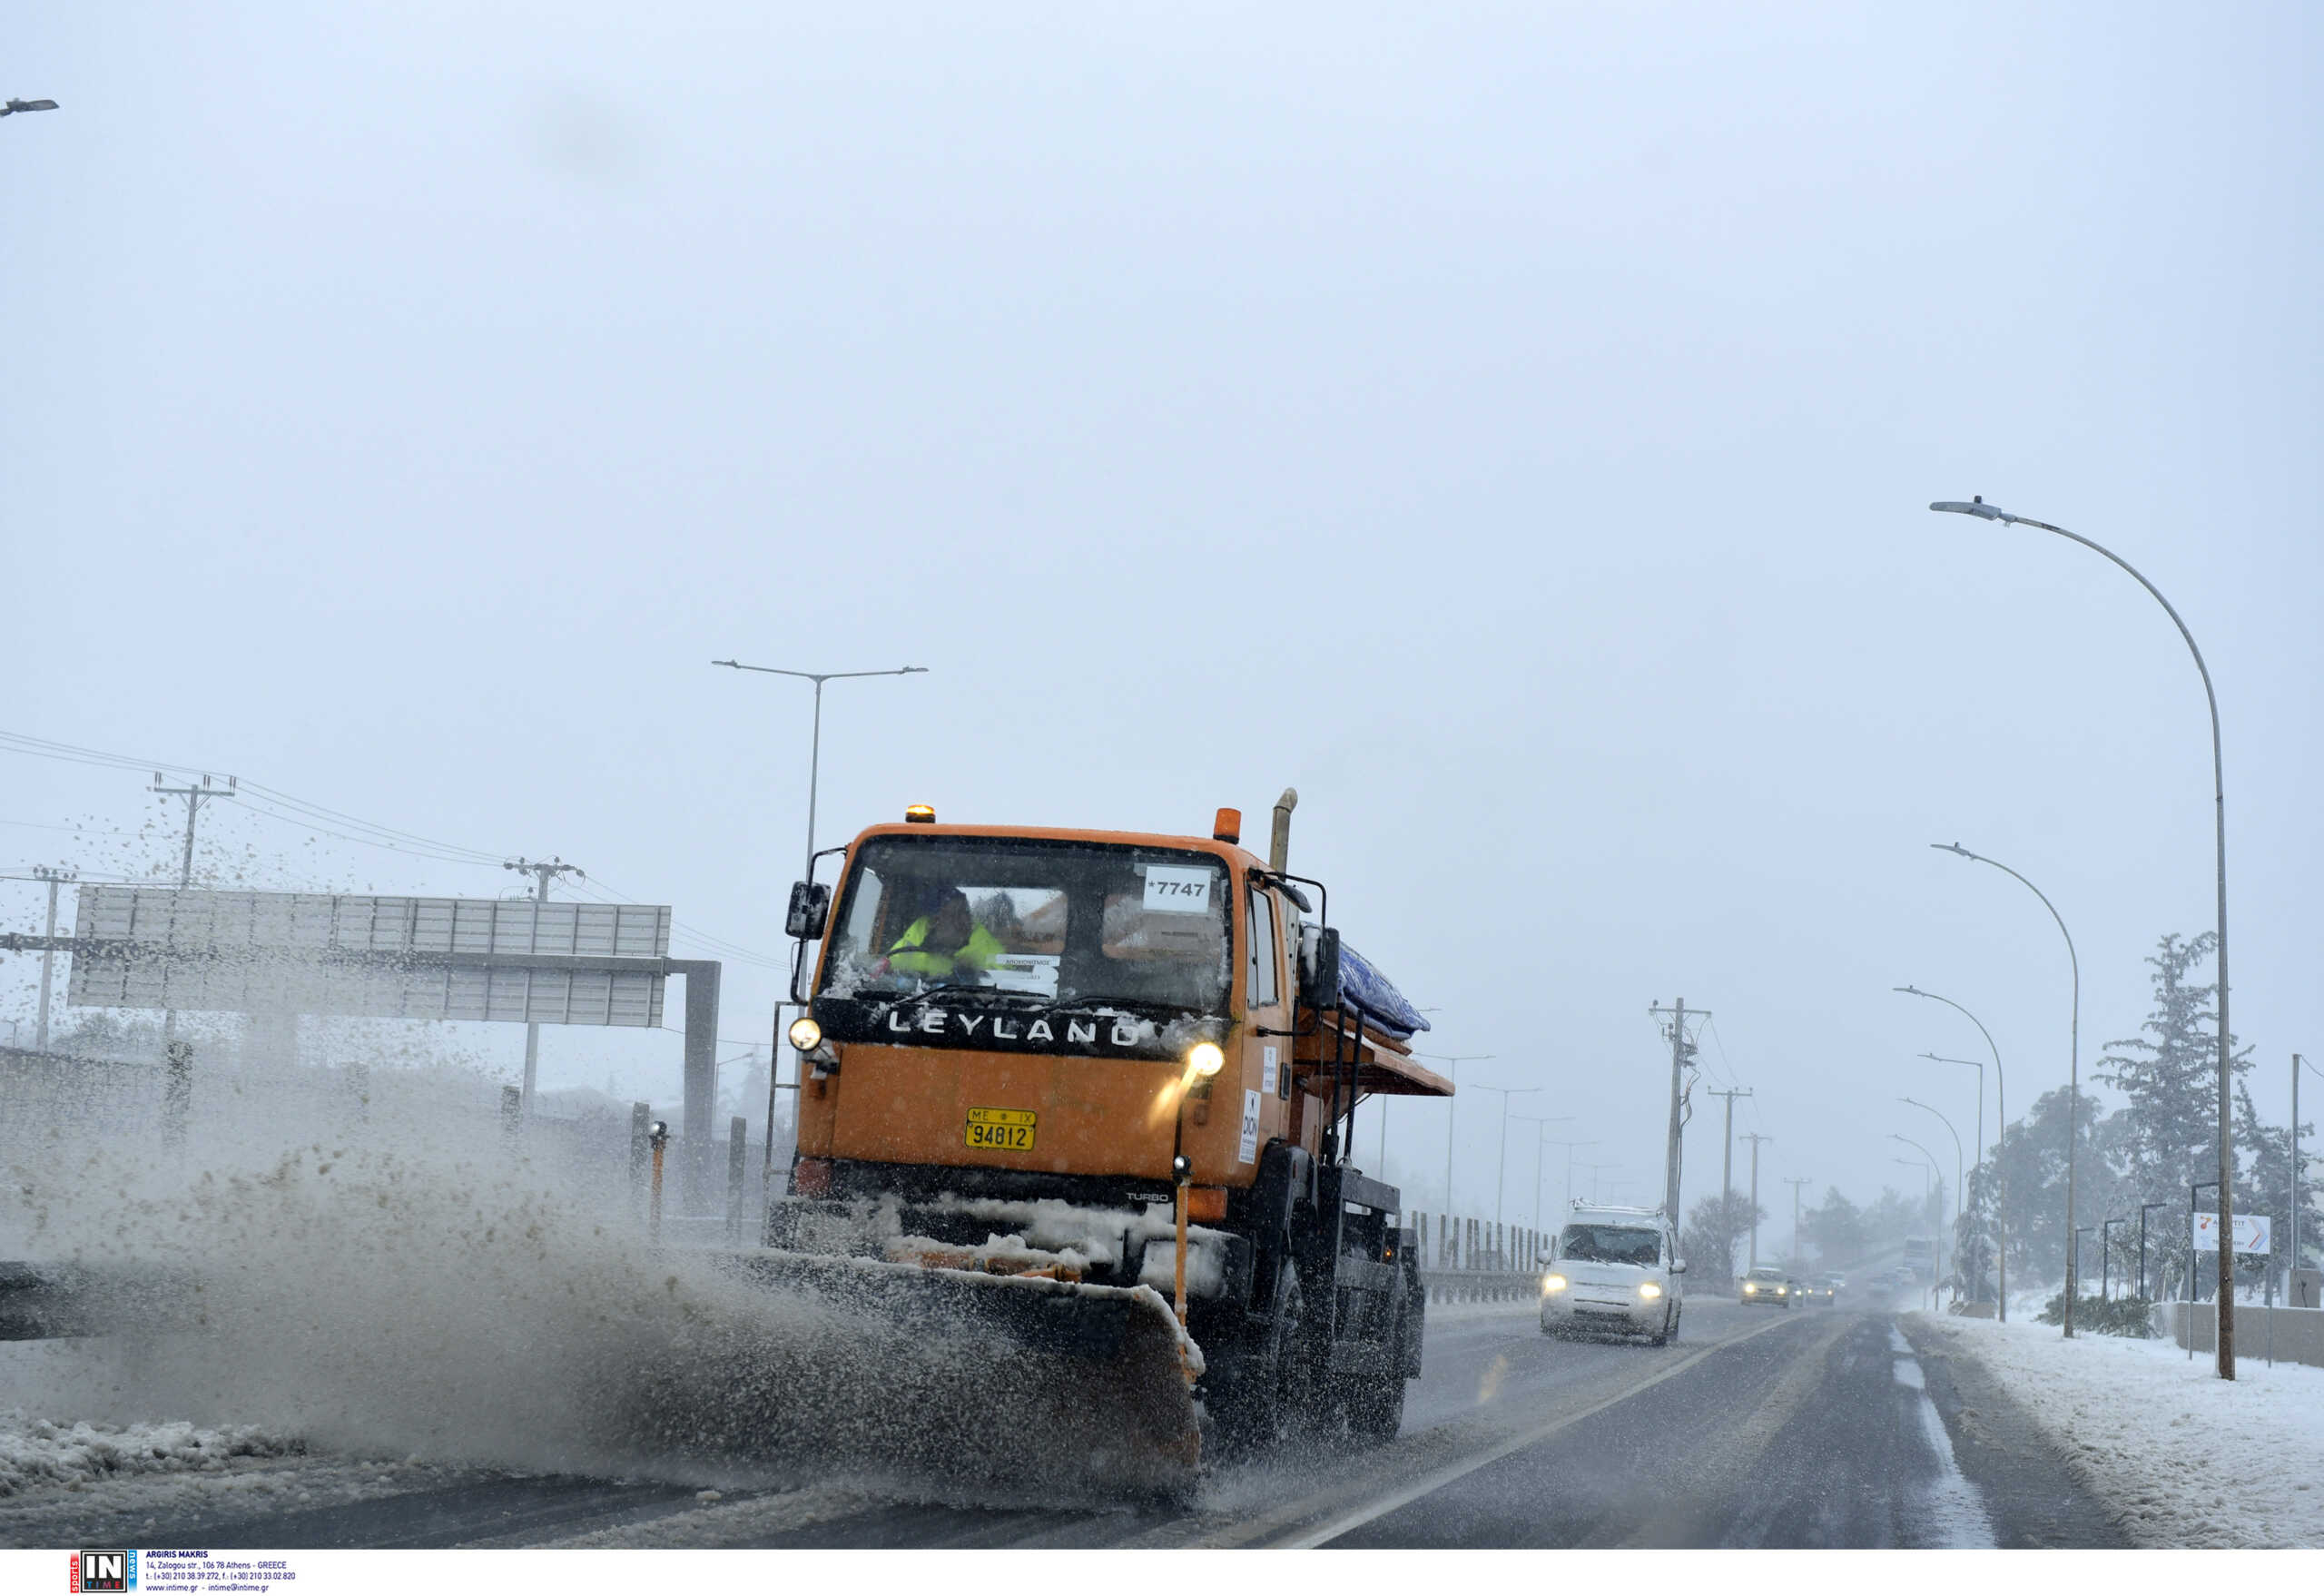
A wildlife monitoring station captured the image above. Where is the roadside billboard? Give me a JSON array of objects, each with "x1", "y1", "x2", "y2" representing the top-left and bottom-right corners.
[{"x1": 2192, "y1": 1211, "x2": 2272, "y2": 1256}]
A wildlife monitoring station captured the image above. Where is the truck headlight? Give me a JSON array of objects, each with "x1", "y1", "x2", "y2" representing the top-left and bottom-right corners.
[
  {"x1": 1638, "y1": 1281, "x2": 1663, "y2": 1300},
  {"x1": 1743, "y1": 1283, "x2": 1757, "y2": 1294},
  {"x1": 788, "y1": 1016, "x2": 823, "y2": 1051},
  {"x1": 1186, "y1": 1041, "x2": 1226, "y2": 1077},
  {"x1": 1541, "y1": 1273, "x2": 1569, "y2": 1295}
]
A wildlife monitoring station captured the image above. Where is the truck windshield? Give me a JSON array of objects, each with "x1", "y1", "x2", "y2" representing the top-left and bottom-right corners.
[
  {"x1": 1560, "y1": 1225, "x2": 1661, "y2": 1266},
  {"x1": 819, "y1": 834, "x2": 1232, "y2": 1013}
]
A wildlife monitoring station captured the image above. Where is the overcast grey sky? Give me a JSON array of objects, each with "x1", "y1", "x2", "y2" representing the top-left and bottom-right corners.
[{"x1": 5, "y1": 3, "x2": 2319, "y2": 1222}]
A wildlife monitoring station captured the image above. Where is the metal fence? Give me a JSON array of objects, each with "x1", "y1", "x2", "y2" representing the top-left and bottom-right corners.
[{"x1": 1410, "y1": 1211, "x2": 1551, "y2": 1304}]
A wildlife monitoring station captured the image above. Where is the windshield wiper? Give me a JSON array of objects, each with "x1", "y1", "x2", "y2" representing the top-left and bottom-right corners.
[
  {"x1": 1027, "y1": 994, "x2": 1216, "y2": 1022},
  {"x1": 873, "y1": 983, "x2": 1047, "y2": 1008}
]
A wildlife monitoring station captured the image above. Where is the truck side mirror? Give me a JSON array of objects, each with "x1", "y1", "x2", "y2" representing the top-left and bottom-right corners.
[
  {"x1": 1301, "y1": 926, "x2": 1341, "y2": 1010},
  {"x1": 1670, "y1": 1260, "x2": 1687, "y2": 1275},
  {"x1": 786, "y1": 881, "x2": 831, "y2": 941}
]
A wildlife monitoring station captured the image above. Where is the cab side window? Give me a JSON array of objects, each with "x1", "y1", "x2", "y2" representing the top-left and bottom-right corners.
[{"x1": 1246, "y1": 887, "x2": 1281, "y2": 1008}]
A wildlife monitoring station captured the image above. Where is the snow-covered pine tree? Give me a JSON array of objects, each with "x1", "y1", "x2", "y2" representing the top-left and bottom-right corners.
[{"x1": 2096, "y1": 931, "x2": 2250, "y2": 1296}]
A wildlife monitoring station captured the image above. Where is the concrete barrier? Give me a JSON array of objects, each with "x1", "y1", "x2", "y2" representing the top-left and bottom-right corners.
[
  {"x1": 1420, "y1": 1268, "x2": 1544, "y2": 1306},
  {"x1": 2161, "y1": 1302, "x2": 2324, "y2": 1366}
]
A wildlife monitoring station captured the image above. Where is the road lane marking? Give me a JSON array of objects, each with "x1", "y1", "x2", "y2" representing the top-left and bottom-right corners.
[
  {"x1": 1888, "y1": 1324, "x2": 1995, "y2": 1549},
  {"x1": 1277, "y1": 1308, "x2": 1801, "y2": 1548}
]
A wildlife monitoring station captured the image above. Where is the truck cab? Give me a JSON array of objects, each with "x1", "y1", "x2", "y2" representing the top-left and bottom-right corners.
[{"x1": 768, "y1": 803, "x2": 1449, "y2": 1451}]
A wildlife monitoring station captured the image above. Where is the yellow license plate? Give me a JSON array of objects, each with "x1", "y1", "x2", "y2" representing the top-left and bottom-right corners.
[{"x1": 965, "y1": 1106, "x2": 1036, "y2": 1151}]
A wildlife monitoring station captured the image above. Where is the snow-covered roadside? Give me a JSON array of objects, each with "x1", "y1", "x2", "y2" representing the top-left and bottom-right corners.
[{"x1": 1908, "y1": 1311, "x2": 2324, "y2": 1547}]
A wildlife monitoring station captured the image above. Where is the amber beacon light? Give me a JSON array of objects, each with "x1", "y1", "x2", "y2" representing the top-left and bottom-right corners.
[
  {"x1": 1213, "y1": 808, "x2": 1241, "y2": 844},
  {"x1": 905, "y1": 804, "x2": 936, "y2": 823}
]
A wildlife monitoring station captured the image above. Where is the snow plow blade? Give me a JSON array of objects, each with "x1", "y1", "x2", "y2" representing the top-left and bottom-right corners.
[{"x1": 693, "y1": 1248, "x2": 1204, "y2": 1498}]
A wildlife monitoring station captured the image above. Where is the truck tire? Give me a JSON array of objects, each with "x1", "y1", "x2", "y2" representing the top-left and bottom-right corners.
[
  {"x1": 1334, "y1": 1293, "x2": 1413, "y2": 1443},
  {"x1": 1337, "y1": 1366, "x2": 1407, "y2": 1443},
  {"x1": 1212, "y1": 1261, "x2": 1313, "y2": 1454}
]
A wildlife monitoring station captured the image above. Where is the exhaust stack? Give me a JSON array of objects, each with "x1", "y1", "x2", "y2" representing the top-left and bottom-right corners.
[{"x1": 1269, "y1": 788, "x2": 1297, "y2": 873}]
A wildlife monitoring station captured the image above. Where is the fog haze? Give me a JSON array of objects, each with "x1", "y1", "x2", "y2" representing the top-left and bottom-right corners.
[{"x1": 5, "y1": 4, "x2": 2319, "y2": 1224}]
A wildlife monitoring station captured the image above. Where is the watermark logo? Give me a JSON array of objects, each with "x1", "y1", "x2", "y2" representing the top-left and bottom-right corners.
[{"x1": 70, "y1": 1551, "x2": 136, "y2": 1593}]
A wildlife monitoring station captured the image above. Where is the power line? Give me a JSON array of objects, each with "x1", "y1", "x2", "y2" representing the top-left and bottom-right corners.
[{"x1": 0, "y1": 724, "x2": 787, "y2": 967}]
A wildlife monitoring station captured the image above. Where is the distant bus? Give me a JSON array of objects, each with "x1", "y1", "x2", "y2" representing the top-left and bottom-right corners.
[{"x1": 1901, "y1": 1236, "x2": 1935, "y2": 1280}]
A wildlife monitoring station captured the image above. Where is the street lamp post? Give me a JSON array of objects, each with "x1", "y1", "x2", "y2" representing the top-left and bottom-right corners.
[
  {"x1": 1899, "y1": 987, "x2": 2007, "y2": 1320},
  {"x1": 1934, "y1": 841, "x2": 2084, "y2": 1336},
  {"x1": 1932, "y1": 495, "x2": 2236, "y2": 1379},
  {"x1": 714, "y1": 660, "x2": 929, "y2": 886},
  {"x1": 1468, "y1": 1084, "x2": 1550, "y2": 1228},
  {"x1": 715, "y1": 658, "x2": 927, "y2": 1175},
  {"x1": 1512, "y1": 1115, "x2": 1576, "y2": 1229},
  {"x1": 1, "y1": 98, "x2": 60, "y2": 116},
  {"x1": 2102, "y1": 1217, "x2": 2127, "y2": 1302},
  {"x1": 1418, "y1": 1054, "x2": 1496, "y2": 1215},
  {"x1": 1584, "y1": 1162, "x2": 1622, "y2": 1205},
  {"x1": 1893, "y1": 1134, "x2": 1948, "y2": 1303},
  {"x1": 1914, "y1": 1051, "x2": 1987, "y2": 1298},
  {"x1": 2139, "y1": 1199, "x2": 2174, "y2": 1302},
  {"x1": 1894, "y1": 1153, "x2": 1940, "y2": 1311},
  {"x1": 1901, "y1": 1097, "x2": 1965, "y2": 1299},
  {"x1": 1544, "y1": 1138, "x2": 1598, "y2": 1223}
]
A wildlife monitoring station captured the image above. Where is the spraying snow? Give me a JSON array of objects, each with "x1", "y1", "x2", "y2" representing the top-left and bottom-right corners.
[{"x1": 0, "y1": 1052, "x2": 1195, "y2": 1504}]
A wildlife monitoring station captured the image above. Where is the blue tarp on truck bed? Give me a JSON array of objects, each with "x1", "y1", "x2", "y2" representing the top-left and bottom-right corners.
[{"x1": 1337, "y1": 943, "x2": 1431, "y2": 1040}]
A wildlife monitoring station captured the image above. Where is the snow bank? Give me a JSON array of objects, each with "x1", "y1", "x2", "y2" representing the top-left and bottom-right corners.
[
  {"x1": 1909, "y1": 1312, "x2": 2324, "y2": 1547},
  {"x1": 0, "y1": 1411, "x2": 299, "y2": 1497}
]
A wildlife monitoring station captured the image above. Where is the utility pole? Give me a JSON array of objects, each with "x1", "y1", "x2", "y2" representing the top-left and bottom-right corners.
[
  {"x1": 1741, "y1": 1132, "x2": 1773, "y2": 1269},
  {"x1": 1649, "y1": 1000, "x2": 1704, "y2": 1225},
  {"x1": 150, "y1": 774, "x2": 236, "y2": 1130},
  {"x1": 32, "y1": 865, "x2": 76, "y2": 1049},
  {"x1": 505, "y1": 856, "x2": 585, "y2": 1115},
  {"x1": 153, "y1": 773, "x2": 237, "y2": 894},
  {"x1": 1709, "y1": 1085, "x2": 1752, "y2": 1285},
  {"x1": 2287, "y1": 1059, "x2": 2305, "y2": 1282},
  {"x1": 1785, "y1": 1175, "x2": 1812, "y2": 1268}
]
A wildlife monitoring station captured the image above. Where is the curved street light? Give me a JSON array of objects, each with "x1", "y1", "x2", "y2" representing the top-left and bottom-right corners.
[
  {"x1": 1892, "y1": 1132, "x2": 1950, "y2": 1304},
  {"x1": 1898, "y1": 985, "x2": 2007, "y2": 1319},
  {"x1": 1934, "y1": 840, "x2": 2084, "y2": 1335},
  {"x1": 1918, "y1": 1053, "x2": 1985, "y2": 1196},
  {"x1": 1900, "y1": 1095, "x2": 1965, "y2": 1280},
  {"x1": 1932, "y1": 495, "x2": 2235, "y2": 1377}
]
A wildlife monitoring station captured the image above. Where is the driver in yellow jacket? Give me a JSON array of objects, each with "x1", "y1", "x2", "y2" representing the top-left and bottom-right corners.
[{"x1": 885, "y1": 889, "x2": 1004, "y2": 980}]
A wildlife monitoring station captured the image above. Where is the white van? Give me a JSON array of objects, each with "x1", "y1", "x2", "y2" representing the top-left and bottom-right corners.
[{"x1": 1540, "y1": 1202, "x2": 1685, "y2": 1345}]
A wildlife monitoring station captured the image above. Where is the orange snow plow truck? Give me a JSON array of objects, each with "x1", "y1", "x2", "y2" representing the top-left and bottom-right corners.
[{"x1": 742, "y1": 790, "x2": 1448, "y2": 1493}]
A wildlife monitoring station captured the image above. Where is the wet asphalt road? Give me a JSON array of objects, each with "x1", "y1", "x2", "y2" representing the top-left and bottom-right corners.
[{"x1": 112, "y1": 1292, "x2": 2122, "y2": 1549}]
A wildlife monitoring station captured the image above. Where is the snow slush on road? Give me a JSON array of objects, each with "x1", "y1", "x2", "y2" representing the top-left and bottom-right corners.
[{"x1": 0, "y1": 1129, "x2": 1203, "y2": 1509}]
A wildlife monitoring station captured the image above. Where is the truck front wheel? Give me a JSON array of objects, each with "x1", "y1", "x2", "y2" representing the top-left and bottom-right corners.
[{"x1": 1211, "y1": 1261, "x2": 1314, "y2": 1454}]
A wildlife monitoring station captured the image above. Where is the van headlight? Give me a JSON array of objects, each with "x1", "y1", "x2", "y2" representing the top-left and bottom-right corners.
[
  {"x1": 1743, "y1": 1283, "x2": 1757, "y2": 1294},
  {"x1": 1541, "y1": 1274, "x2": 1569, "y2": 1295},
  {"x1": 1638, "y1": 1281, "x2": 1664, "y2": 1300}
]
